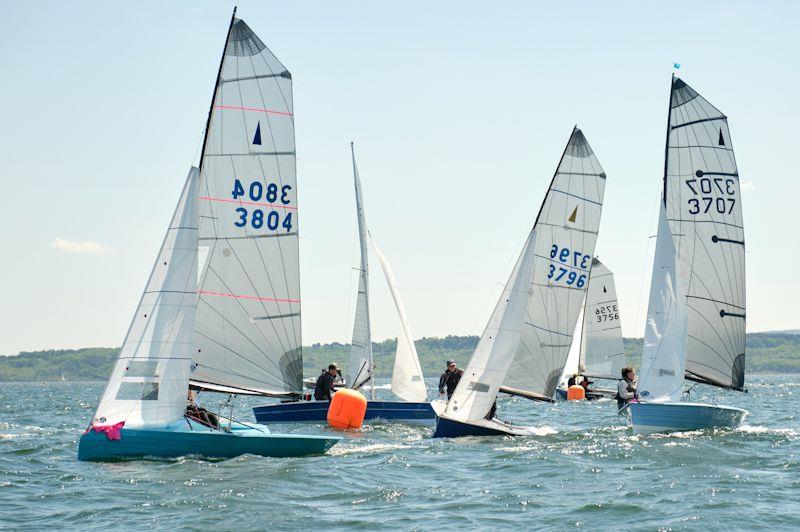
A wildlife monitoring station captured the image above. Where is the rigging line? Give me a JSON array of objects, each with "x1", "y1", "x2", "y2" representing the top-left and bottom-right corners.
[
  {"x1": 246, "y1": 52, "x2": 300, "y2": 353},
  {"x1": 203, "y1": 259, "x2": 290, "y2": 361},
  {"x1": 194, "y1": 301, "x2": 291, "y2": 383}
]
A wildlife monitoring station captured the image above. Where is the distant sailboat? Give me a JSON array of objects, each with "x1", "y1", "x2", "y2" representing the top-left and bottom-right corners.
[
  {"x1": 254, "y1": 144, "x2": 434, "y2": 425},
  {"x1": 78, "y1": 10, "x2": 340, "y2": 460},
  {"x1": 433, "y1": 127, "x2": 607, "y2": 438},
  {"x1": 627, "y1": 76, "x2": 748, "y2": 433},
  {"x1": 556, "y1": 258, "x2": 625, "y2": 400}
]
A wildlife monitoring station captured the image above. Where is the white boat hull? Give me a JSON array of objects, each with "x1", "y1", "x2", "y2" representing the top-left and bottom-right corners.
[{"x1": 628, "y1": 401, "x2": 748, "y2": 434}]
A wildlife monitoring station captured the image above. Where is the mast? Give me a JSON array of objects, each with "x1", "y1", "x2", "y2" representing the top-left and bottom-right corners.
[
  {"x1": 662, "y1": 74, "x2": 675, "y2": 206},
  {"x1": 198, "y1": 7, "x2": 237, "y2": 175}
]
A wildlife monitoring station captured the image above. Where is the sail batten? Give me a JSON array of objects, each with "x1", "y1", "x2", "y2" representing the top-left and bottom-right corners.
[{"x1": 191, "y1": 17, "x2": 303, "y2": 396}]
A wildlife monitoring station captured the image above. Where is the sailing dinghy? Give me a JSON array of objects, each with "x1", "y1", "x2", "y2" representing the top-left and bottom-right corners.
[
  {"x1": 433, "y1": 127, "x2": 607, "y2": 438},
  {"x1": 79, "y1": 11, "x2": 340, "y2": 460},
  {"x1": 555, "y1": 258, "x2": 625, "y2": 401},
  {"x1": 627, "y1": 76, "x2": 748, "y2": 434},
  {"x1": 254, "y1": 144, "x2": 434, "y2": 425}
]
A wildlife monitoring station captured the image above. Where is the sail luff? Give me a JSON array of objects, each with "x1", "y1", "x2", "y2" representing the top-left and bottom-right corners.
[
  {"x1": 579, "y1": 259, "x2": 625, "y2": 380},
  {"x1": 346, "y1": 143, "x2": 374, "y2": 393}
]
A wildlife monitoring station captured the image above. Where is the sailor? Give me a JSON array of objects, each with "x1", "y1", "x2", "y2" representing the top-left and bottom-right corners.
[
  {"x1": 438, "y1": 359, "x2": 463, "y2": 400},
  {"x1": 185, "y1": 390, "x2": 219, "y2": 429},
  {"x1": 314, "y1": 363, "x2": 339, "y2": 401},
  {"x1": 580, "y1": 377, "x2": 593, "y2": 393},
  {"x1": 567, "y1": 374, "x2": 578, "y2": 387},
  {"x1": 616, "y1": 367, "x2": 638, "y2": 410}
]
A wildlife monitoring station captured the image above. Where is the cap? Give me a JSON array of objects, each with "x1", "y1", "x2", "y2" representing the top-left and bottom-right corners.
[
  {"x1": 446, "y1": 359, "x2": 456, "y2": 367},
  {"x1": 328, "y1": 363, "x2": 340, "y2": 371}
]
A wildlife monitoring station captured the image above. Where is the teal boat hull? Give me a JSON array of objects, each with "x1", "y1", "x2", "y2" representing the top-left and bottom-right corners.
[{"x1": 77, "y1": 419, "x2": 340, "y2": 461}]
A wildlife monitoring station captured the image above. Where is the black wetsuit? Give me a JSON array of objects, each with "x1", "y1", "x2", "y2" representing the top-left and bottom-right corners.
[
  {"x1": 438, "y1": 369, "x2": 464, "y2": 399},
  {"x1": 314, "y1": 372, "x2": 335, "y2": 401}
]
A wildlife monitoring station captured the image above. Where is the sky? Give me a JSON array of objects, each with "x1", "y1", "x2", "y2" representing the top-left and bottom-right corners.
[{"x1": 0, "y1": 0, "x2": 797, "y2": 356}]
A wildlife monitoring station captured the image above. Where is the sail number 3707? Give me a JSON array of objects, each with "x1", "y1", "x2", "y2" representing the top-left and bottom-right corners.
[
  {"x1": 547, "y1": 245, "x2": 589, "y2": 288},
  {"x1": 231, "y1": 179, "x2": 293, "y2": 232},
  {"x1": 685, "y1": 177, "x2": 736, "y2": 215}
]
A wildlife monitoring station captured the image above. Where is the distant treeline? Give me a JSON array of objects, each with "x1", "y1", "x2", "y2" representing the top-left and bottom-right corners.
[{"x1": 1, "y1": 332, "x2": 798, "y2": 382}]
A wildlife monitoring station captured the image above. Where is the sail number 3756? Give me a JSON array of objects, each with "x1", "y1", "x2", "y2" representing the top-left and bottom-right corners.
[
  {"x1": 547, "y1": 245, "x2": 589, "y2": 288},
  {"x1": 231, "y1": 179, "x2": 293, "y2": 232}
]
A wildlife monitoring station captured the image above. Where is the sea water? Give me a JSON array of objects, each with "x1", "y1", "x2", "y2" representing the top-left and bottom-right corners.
[{"x1": 1, "y1": 376, "x2": 798, "y2": 530}]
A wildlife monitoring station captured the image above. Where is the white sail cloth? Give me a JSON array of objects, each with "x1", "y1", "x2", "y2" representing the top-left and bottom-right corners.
[
  {"x1": 637, "y1": 203, "x2": 688, "y2": 403},
  {"x1": 444, "y1": 230, "x2": 537, "y2": 422},
  {"x1": 579, "y1": 259, "x2": 625, "y2": 379},
  {"x1": 92, "y1": 168, "x2": 199, "y2": 427},
  {"x1": 347, "y1": 147, "x2": 373, "y2": 391},
  {"x1": 665, "y1": 77, "x2": 746, "y2": 390},
  {"x1": 372, "y1": 240, "x2": 428, "y2": 403},
  {"x1": 191, "y1": 18, "x2": 303, "y2": 396},
  {"x1": 503, "y1": 128, "x2": 607, "y2": 400}
]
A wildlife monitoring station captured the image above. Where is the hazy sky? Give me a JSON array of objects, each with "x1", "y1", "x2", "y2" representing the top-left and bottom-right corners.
[{"x1": 1, "y1": 0, "x2": 797, "y2": 355}]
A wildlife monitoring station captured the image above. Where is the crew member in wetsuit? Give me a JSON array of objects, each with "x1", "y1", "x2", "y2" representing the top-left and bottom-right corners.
[
  {"x1": 438, "y1": 359, "x2": 463, "y2": 400},
  {"x1": 314, "y1": 363, "x2": 339, "y2": 401},
  {"x1": 616, "y1": 367, "x2": 637, "y2": 410}
]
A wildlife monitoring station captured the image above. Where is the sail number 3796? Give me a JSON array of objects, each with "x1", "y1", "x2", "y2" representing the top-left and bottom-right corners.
[
  {"x1": 231, "y1": 179, "x2": 293, "y2": 232},
  {"x1": 547, "y1": 245, "x2": 589, "y2": 288}
]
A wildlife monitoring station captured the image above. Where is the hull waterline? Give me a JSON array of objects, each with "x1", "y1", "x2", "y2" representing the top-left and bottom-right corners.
[
  {"x1": 629, "y1": 402, "x2": 748, "y2": 434},
  {"x1": 253, "y1": 400, "x2": 436, "y2": 426},
  {"x1": 77, "y1": 419, "x2": 340, "y2": 461}
]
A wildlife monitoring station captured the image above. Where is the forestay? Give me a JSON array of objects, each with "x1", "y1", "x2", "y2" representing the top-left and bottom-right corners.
[
  {"x1": 93, "y1": 169, "x2": 199, "y2": 427},
  {"x1": 191, "y1": 18, "x2": 303, "y2": 396},
  {"x1": 503, "y1": 128, "x2": 607, "y2": 401},
  {"x1": 665, "y1": 77, "x2": 746, "y2": 390},
  {"x1": 372, "y1": 240, "x2": 428, "y2": 403},
  {"x1": 637, "y1": 204, "x2": 688, "y2": 403},
  {"x1": 579, "y1": 259, "x2": 625, "y2": 380},
  {"x1": 347, "y1": 145, "x2": 374, "y2": 391}
]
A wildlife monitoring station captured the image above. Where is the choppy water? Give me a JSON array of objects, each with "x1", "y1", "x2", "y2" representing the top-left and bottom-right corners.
[{"x1": 1, "y1": 376, "x2": 798, "y2": 530}]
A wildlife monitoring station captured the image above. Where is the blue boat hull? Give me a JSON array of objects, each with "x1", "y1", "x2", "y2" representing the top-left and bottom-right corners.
[
  {"x1": 253, "y1": 400, "x2": 436, "y2": 426},
  {"x1": 432, "y1": 416, "x2": 515, "y2": 438},
  {"x1": 77, "y1": 419, "x2": 340, "y2": 461},
  {"x1": 629, "y1": 402, "x2": 748, "y2": 434}
]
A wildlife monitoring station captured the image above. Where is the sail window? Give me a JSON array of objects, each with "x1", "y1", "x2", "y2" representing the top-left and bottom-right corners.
[
  {"x1": 116, "y1": 381, "x2": 159, "y2": 401},
  {"x1": 125, "y1": 361, "x2": 159, "y2": 378}
]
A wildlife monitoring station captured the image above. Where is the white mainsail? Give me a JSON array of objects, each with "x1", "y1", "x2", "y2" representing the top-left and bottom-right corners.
[
  {"x1": 372, "y1": 240, "x2": 428, "y2": 403},
  {"x1": 190, "y1": 17, "x2": 303, "y2": 396},
  {"x1": 637, "y1": 203, "x2": 688, "y2": 403},
  {"x1": 347, "y1": 145, "x2": 374, "y2": 392},
  {"x1": 93, "y1": 168, "x2": 199, "y2": 427},
  {"x1": 502, "y1": 128, "x2": 607, "y2": 401},
  {"x1": 446, "y1": 127, "x2": 606, "y2": 421},
  {"x1": 579, "y1": 259, "x2": 625, "y2": 380},
  {"x1": 665, "y1": 77, "x2": 746, "y2": 390}
]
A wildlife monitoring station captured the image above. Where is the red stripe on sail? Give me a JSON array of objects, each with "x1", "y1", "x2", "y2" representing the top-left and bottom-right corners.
[
  {"x1": 200, "y1": 196, "x2": 297, "y2": 211},
  {"x1": 199, "y1": 290, "x2": 300, "y2": 304},
  {"x1": 214, "y1": 105, "x2": 293, "y2": 117}
]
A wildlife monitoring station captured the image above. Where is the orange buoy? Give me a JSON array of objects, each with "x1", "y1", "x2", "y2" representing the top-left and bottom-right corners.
[
  {"x1": 566, "y1": 385, "x2": 586, "y2": 401},
  {"x1": 326, "y1": 388, "x2": 367, "y2": 429}
]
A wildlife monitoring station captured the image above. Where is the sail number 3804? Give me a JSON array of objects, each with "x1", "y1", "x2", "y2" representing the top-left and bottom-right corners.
[
  {"x1": 231, "y1": 179, "x2": 293, "y2": 232},
  {"x1": 547, "y1": 245, "x2": 589, "y2": 288}
]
